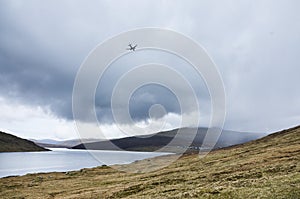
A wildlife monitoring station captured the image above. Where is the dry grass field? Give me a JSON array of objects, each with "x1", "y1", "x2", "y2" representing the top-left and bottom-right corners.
[{"x1": 1, "y1": 126, "x2": 299, "y2": 198}]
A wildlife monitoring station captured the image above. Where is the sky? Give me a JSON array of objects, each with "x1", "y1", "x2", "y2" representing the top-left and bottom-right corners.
[{"x1": 0, "y1": 0, "x2": 300, "y2": 140}]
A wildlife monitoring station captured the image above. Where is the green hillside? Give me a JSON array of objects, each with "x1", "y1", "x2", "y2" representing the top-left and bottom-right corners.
[
  {"x1": 0, "y1": 125, "x2": 299, "y2": 198},
  {"x1": 0, "y1": 131, "x2": 49, "y2": 152}
]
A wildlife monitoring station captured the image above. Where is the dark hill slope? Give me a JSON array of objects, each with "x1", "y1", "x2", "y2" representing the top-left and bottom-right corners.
[
  {"x1": 72, "y1": 128, "x2": 265, "y2": 152},
  {"x1": 0, "y1": 131, "x2": 49, "y2": 152}
]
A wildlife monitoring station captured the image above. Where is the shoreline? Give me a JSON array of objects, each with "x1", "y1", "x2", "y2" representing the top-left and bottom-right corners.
[
  {"x1": 0, "y1": 148, "x2": 174, "y2": 178},
  {"x1": 1, "y1": 126, "x2": 299, "y2": 198}
]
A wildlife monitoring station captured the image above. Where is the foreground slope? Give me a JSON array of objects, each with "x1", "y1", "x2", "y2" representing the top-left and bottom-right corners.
[
  {"x1": 0, "y1": 126, "x2": 299, "y2": 198},
  {"x1": 0, "y1": 131, "x2": 49, "y2": 152}
]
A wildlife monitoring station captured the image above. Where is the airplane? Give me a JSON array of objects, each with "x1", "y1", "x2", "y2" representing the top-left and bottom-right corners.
[{"x1": 127, "y1": 43, "x2": 137, "y2": 51}]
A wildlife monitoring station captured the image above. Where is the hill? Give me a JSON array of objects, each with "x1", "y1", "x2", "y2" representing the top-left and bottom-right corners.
[
  {"x1": 30, "y1": 138, "x2": 103, "y2": 148},
  {"x1": 72, "y1": 127, "x2": 266, "y2": 152},
  {"x1": 0, "y1": 125, "x2": 299, "y2": 198},
  {"x1": 0, "y1": 131, "x2": 49, "y2": 152}
]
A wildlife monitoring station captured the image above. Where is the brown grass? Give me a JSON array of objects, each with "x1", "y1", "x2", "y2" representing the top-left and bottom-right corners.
[{"x1": 0, "y1": 126, "x2": 299, "y2": 198}]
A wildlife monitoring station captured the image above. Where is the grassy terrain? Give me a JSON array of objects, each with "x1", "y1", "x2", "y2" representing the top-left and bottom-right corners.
[
  {"x1": 0, "y1": 131, "x2": 49, "y2": 152},
  {"x1": 0, "y1": 126, "x2": 299, "y2": 198}
]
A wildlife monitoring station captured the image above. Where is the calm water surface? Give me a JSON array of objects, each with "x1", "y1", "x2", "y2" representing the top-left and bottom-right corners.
[{"x1": 0, "y1": 148, "x2": 171, "y2": 178}]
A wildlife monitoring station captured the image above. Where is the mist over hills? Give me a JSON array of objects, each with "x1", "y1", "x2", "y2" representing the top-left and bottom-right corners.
[
  {"x1": 72, "y1": 127, "x2": 266, "y2": 152},
  {"x1": 30, "y1": 138, "x2": 102, "y2": 148}
]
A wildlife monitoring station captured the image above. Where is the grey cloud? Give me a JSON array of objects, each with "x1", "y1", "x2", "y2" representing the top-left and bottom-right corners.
[
  {"x1": 0, "y1": 0, "x2": 299, "y2": 133},
  {"x1": 0, "y1": 0, "x2": 211, "y2": 124},
  {"x1": 92, "y1": 51, "x2": 211, "y2": 124}
]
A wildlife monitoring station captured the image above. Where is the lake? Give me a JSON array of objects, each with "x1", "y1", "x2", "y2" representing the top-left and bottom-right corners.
[{"x1": 0, "y1": 148, "x2": 171, "y2": 178}]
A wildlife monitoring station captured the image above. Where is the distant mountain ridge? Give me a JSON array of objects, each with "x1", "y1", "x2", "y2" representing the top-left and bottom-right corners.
[
  {"x1": 72, "y1": 127, "x2": 266, "y2": 153},
  {"x1": 30, "y1": 138, "x2": 103, "y2": 148},
  {"x1": 0, "y1": 131, "x2": 49, "y2": 152}
]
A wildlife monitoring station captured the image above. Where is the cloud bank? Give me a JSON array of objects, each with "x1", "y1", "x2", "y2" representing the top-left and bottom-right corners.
[{"x1": 0, "y1": 0, "x2": 300, "y2": 139}]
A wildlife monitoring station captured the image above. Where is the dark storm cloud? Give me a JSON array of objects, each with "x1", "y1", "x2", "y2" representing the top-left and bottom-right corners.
[
  {"x1": 0, "y1": 1, "x2": 210, "y2": 124},
  {"x1": 128, "y1": 85, "x2": 181, "y2": 121},
  {"x1": 93, "y1": 84, "x2": 182, "y2": 124},
  {"x1": 0, "y1": 38, "x2": 76, "y2": 119},
  {"x1": 0, "y1": 0, "x2": 300, "y2": 134},
  {"x1": 92, "y1": 49, "x2": 211, "y2": 124},
  {"x1": 0, "y1": 4, "x2": 76, "y2": 119},
  {"x1": 0, "y1": 59, "x2": 67, "y2": 117}
]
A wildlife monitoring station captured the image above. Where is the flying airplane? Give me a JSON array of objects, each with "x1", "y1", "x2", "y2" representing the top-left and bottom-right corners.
[{"x1": 127, "y1": 43, "x2": 137, "y2": 51}]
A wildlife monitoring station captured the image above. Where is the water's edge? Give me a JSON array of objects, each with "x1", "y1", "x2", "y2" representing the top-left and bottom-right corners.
[{"x1": 0, "y1": 148, "x2": 172, "y2": 178}]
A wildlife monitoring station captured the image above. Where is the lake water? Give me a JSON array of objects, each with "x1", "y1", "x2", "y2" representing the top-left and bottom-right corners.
[{"x1": 0, "y1": 148, "x2": 171, "y2": 178}]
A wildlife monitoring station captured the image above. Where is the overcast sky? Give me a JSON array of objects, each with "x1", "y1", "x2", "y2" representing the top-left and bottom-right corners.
[{"x1": 0, "y1": 0, "x2": 299, "y2": 140}]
